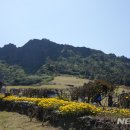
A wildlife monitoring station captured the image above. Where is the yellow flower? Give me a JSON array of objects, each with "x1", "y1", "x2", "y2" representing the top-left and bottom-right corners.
[{"x1": 1, "y1": 95, "x2": 130, "y2": 117}]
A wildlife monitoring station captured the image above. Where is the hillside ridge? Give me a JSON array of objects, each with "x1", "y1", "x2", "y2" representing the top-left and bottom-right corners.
[{"x1": 0, "y1": 38, "x2": 130, "y2": 85}]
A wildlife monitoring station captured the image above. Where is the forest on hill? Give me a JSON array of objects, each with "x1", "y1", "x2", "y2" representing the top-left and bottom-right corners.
[{"x1": 0, "y1": 38, "x2": 130, "y2": 85}]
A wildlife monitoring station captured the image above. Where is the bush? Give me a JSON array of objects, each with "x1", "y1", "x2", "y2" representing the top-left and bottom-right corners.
[{"x1": 12, "y1": 75, "x2": 53, "y2": 85}]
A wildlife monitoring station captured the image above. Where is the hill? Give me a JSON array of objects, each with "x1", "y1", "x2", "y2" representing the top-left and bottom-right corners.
[
  {"x1": 0, "y1": 38, "x2": 130, "y2": 85},
  {"x1": 0, "y1": 39, "x2": 102, "y2": 73},
  {"x1": 0, "y1": 60, "x2": 52, "y2": 85}
]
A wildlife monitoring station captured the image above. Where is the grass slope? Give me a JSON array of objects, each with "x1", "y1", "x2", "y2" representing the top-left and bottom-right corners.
[
  {"x1": 0, "y1": 112, "x2": 60, "y2": 130},
  {"x1": 7, "y1": 75, "x2": 89, "y2": 90}
]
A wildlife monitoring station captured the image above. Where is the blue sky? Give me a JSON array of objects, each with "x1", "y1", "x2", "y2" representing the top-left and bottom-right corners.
[{"x1": 0, "y1": 0, "x2": 130, "y2": 57}]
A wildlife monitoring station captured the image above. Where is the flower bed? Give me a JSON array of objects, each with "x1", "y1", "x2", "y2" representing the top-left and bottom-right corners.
[
  {"x1": 0, "y1": 94, "x2": 130, "y2": 129},
  {"x1": 0, "y1": 94, "x2": 130, "y2": 116},
  {"x1": 0, "y1": 95, "x2": 101, "y2": 115}
]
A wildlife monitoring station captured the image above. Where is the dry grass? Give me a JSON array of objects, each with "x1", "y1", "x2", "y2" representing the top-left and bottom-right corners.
[
  {"x1": 50, "y1": 75, "x2": 89, "y2": 87},
  {"x1": 7, "y1": 75, "x2": 89, "y2": 90},
  {"x1": 115, "y1": 85, "x2": 130, "y2": 95},
  {"x1": 0, "y1": 111, "x2": 60, "y2": 130},
  {"x1": 7, "y1": 85, "x2": 67, "y2": 90}
]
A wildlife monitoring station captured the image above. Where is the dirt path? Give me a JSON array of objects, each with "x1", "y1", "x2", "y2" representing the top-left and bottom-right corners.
[{"x1": 0, "y1": 111, "x2": 61, "y2": 130}]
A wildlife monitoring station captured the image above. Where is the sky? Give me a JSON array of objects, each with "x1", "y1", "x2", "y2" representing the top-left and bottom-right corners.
[{"x1": 0, "y1": 0, "x2": 130, "y2": 57}]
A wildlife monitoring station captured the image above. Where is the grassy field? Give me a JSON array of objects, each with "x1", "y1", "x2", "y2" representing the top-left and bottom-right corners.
[
  {"x1": 0, "y1": 111, "x2": 60, "y2": 130},
  {"x1": 7, "y1": 75, "x2": 130, "y2": 93},
  {"x1": 3, "y1": 76, "x2": 130, "y2": 130},
  {"x1": 50, "y1": 75, "x2": 89, "y2": 87},
  {"x1": 7, "y1": 75, "x2": 89, "y2": 90},
  {"x1": 115, "y1": 85, "x2": 130, "y2": 94},
  {"x1": 7, "y1": 85, "x2": 67, "y2": 90}
]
